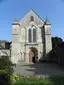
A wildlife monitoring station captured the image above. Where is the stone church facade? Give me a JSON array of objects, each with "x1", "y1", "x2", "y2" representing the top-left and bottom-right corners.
[{"x1": 11, "y1": 10, "x2": 52, "y2": 64}]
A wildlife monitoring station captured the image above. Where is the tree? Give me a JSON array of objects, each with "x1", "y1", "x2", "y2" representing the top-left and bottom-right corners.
[{"x1": 51, "y1": 37, "x2": 63, "y2": 49}]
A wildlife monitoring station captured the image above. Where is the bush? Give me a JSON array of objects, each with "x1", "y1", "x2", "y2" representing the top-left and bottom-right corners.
[
  {"x1": 0, "y1": 56, "x2": 14, "y2": 85},
  {"x1": 10, "y1": 74, "x2": 22, "y2": 84},
  {"x1": 0, "y1": 72, "x2": 11, "y2": 85}
]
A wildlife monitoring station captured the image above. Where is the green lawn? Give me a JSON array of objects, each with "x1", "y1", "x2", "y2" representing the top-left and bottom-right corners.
[{"x1": 13, "y1": 76, "x2": 64, "y2": 85}]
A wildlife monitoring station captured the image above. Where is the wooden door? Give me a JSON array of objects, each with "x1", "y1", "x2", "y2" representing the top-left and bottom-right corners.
[{"x1": 29, "y1": 50, "x2": 34, "y2": 63}]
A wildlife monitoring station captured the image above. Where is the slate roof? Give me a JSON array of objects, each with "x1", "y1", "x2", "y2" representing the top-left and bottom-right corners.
[{"x1": 45, "y1": 17, "x2": 51, "y2": 25}]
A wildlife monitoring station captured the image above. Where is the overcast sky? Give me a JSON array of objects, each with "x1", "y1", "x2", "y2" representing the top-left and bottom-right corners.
[{"x1": 0, "y1": 0, "x2": 64, "y2": 41}]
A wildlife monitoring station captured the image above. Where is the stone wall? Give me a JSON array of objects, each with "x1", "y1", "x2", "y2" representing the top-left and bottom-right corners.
[
  {"x1": 11, "y1": 10, "x2": 52, "y2": 64},
  {"x1": 0, "y1": 49, "x2": 10, "y2": 57}
]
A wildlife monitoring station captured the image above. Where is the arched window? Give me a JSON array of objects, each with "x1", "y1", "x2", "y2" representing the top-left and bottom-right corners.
[
  {"x1": 28, "y1": 28, "x2": 32, "y2": 42},
  {"x1": 30, "y1": 16, "x2": 34, "y2": 21},
  {"x1": 33, "y1": 28, "x2": 36, "y2": 42}
]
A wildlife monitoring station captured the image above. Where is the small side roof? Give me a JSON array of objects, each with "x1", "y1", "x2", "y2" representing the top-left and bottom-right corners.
[
  {"x1": 45, "y1": 17, "x2": 51, "y2": 25},
  {"x1": 12, "y1": 18, "x2": 20, "y2": 25},
  {"x1": 0, "y1": 40, "x2": 8, "y2": 42}
]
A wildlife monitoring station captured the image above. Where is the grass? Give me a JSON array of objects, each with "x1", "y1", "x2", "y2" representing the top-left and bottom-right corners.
[{"x1": 13, "y1": 76, "x2": 64, "y2": 85}]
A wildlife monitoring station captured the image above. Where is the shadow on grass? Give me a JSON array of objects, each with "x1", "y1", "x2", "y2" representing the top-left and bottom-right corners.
[{"x1": 48, "y1": 76, "x2": 64, "y2": 85}]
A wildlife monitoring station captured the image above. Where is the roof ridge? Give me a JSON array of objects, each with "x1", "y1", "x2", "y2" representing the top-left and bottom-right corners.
[
  {"x1": 19, "y1": 9, "x2": 44, "y2": 23},
  {"x1": 30, "y1": 10, "x2": 44, "y2": 22}
]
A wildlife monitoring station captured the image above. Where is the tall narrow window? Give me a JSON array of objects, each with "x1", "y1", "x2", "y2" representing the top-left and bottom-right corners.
[
  {"x1": 33, "y1": 29, "x2": 36, "y2": 42},
  {"x1": 30, "y1": 16, "x2": 34, "y2": 21},
  {"x1": 28, "y1": 28, "x2": 32, "y2": 42}
]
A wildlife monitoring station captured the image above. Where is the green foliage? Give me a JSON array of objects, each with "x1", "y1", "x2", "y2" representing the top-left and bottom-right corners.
[
  {"x1": 50, "y1": 37, "x2": 63, "y2": 64},
  {"x1": 52, "y1": 37, "x2": 63, "y2": 49},
  {"x1": 12, "y1": 76, "x2": 64, "y2": 85},
  {"x1": 10, "y1": 74, "x2": 22, "y2": 84},
  {"x1": 13, "y1": 77, "x2": 51, "y2": 85},
  {"x1": 0, "y1": 56, "x2": 14, "y2": 85}
]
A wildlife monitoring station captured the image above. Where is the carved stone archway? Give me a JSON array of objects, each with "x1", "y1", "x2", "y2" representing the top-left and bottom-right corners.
[{"x1": 29, "y1": 47, "x2": 38, "y2": 63}]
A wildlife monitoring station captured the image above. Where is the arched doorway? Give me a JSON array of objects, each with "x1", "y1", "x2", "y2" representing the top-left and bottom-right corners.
[{"x1": 29, "y1": 47, "x2": 38, "y2": 63}]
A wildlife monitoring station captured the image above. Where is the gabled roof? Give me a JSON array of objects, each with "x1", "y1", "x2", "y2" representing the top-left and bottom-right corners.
[
  {"x1": 19, "y1": 10, "x2": 44, "y2": 26},
  {"x1": 29, "y1": 10, "x2": 44, "y2": 22}
]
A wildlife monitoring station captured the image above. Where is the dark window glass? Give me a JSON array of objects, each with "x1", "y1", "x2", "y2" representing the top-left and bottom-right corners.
[
  {"x1": 28, "y1": 29, "x2": 32, "y2": 42},
  {"x1": 30, "y1": 16, "x2": 34, "y2": 21},
  {"x1": 33, "y1": 29, "x2": 36, "y2": 42}
]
